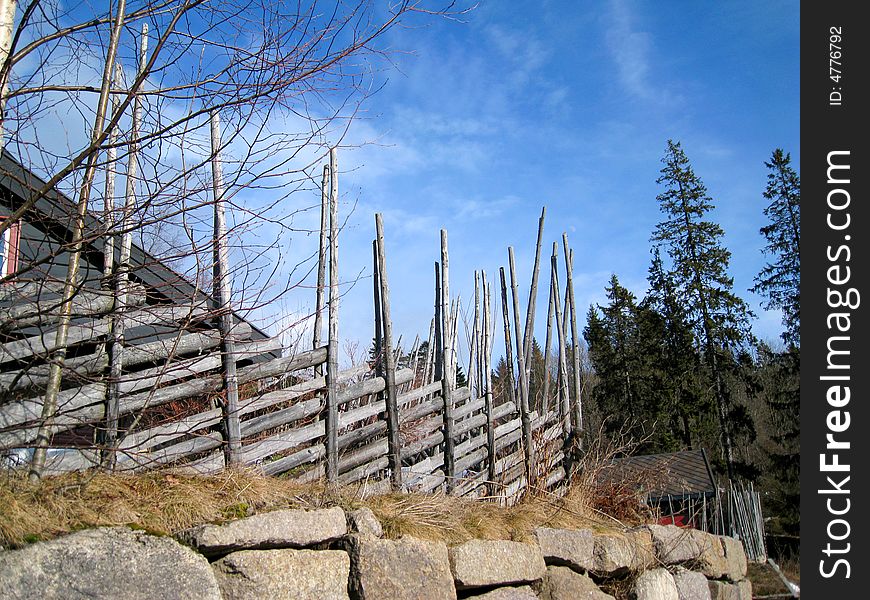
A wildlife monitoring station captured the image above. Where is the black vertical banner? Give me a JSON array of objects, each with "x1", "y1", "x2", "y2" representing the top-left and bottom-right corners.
[{"x1": 801, "y1": 3, "x2": 869, "y2": 596}]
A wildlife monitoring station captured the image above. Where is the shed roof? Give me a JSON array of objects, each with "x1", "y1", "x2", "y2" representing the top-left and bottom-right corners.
[{"x1": 605, "y1": 448, "x2": 717, "y2": 500}]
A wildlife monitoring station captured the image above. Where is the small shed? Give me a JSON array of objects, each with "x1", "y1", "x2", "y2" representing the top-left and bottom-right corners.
[{"x1": 607, "y1": 448, "x2": 717, "y2": 529}]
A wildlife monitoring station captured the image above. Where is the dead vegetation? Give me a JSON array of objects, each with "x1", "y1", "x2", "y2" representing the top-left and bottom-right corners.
[
  {"x1": 0, "y1": 465, "x2": 632, "y2": 549},
  {"x1": 0, "y1": 418, "x2": 662, "y2": 549}
]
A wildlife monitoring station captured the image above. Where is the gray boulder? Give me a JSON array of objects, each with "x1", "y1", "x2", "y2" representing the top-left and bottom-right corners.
[
  {"x1": 632, "y1": 568, "x2": 678, "y2": 600},
  {"x1": 720, "y1": 536, "x2": 748, "y2": 581},
  {"x1": 177, "y1": 506, "x2": 346, "y2": 556},
  {"x1": 540, "y1": 565, "x2": 615, "y2": 600},
  {"x1": 347, "y1": 534, "x2": 456, "y2": 600},
  {"x1": 449, "y1": 539, "x2": 547, "y2": 590},
  {"x1": 0, "y1": 527, "x2": 221, "y2": 600},
  {"x1": 212, "y1": 548, "x2": 349, "y2": 599},
  {"x1": 591, "y1": 530, "x2": 654, "y2": 575},
  {"x1": 643, "y1": 525, "x2": 706, "y2": 565},
  {"x1": 708, "y1": 579, "x2": 752, "y2": 600},
  {"x1": 535, "y1": 527, "x2": 594, "y2": 572},
  {"x1": 347, "y1": 507, "x2": 384, "y2": 538},
  {"x1": 671, "y1": 567, "x2": 711, "y2": 600}
]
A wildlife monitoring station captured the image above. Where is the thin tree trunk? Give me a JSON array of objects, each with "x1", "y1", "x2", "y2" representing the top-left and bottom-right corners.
[
  {"x1": 29, "y1": 0, "x2": 127, "y2": 480},
  {"x1": 210, "y1": 110, "x2": 241, "y2": 466}
]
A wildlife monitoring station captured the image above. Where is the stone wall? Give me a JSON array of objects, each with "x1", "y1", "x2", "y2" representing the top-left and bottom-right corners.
[{"x1": 0, "y1": 507, "x2": 752, "y2": 600}]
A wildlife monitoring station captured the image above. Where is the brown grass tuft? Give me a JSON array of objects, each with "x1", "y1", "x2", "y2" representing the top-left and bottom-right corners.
[{"x1": 0, "y1": 466, "x2": 619, "y2": 549}]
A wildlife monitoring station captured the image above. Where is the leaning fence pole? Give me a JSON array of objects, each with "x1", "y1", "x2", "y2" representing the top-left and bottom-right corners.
[
  {"x1": 313, "y1": 164, "x2": 329, "y2": 377},
  {"x1": 210, "y1": 111, "x2": 242, "y2": 466},
  {"x1": 423, "y1": 316, "x2": 435, "y2": 386},
  {"x1": 562, "y1": 238, "x2": 583, "y2": 437},
  {"x1": 540, "y1": 269, "x2": 556, "y2": 415},
  {"x1": 508, "y1": 247, "x2": 534, "y2": 477},
  {"x1": 551, "y1": 245, "x2": 571, "y2": 439},
  {"x1": 29, "y1": 2, "x2": 127, "y2": 480},
  {"x1": 440, "y1": 230, "x2": 456, "y2": 492},
  {"x1": 375, "y1": 214, "x2": 403, "y2": 489},
  {"x1": 482, "y1": 271, "x2": 496, "y2": 489},
  {"x1": 522, "y1": 207, "x2": 546, "y2": 384},
  {"x1": 498, "y1": 267, "x2": 518, "y2": 410},
  {"x1": 325, "y1": 147, "x2": 340, "y2": 483},
  {"x1": 372, "y1": 241, "x2": 383, "y2": 372}
]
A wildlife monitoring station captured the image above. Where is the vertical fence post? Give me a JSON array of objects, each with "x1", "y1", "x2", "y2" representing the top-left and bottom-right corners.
[
  {"x1": 541, "y1": 266, "x2": 556, "y2": 416},
  {"x1": 498, "y1": 267, "x2": 518, "y2": 411},
  {"x1": 522, "y1": 207, "x2": 546, "y2": 396},
  {"x1": 440, "y1": 230, "x2": 455, "y2": 493},
  {"x1": 100, "y1": 62, "x2": 122, "y2": 468},
  {"x1": 326, "y1": 148, "x2": 339, "y2": 483},
  {"x1": 508, "y1": 248, "x2": 534, "y2": 479},
  {"x1": 550, "y1": 245, "x2": 571, "y2": 440},
  {"x1": 313, "y1": 164, "x2": 329, "y2": 376},
  {"x1": 372, "y1": 241, "x2": 383, "y2": 371},
  {"x1": 562, "y1": 235, "x2": 583, "y2": 438},
  {"x1": 210, "y1": 111, "x2": 241, "y2": 466},
  {"x1": 482, "y1": 271, "x2": 496, "y2": 492},
  {"x1": 375, "y1": 214, "x2": 402, "y2": 490}
]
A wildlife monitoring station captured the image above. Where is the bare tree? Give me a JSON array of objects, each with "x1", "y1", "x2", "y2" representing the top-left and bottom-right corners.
[{"x1": 0, "y1": 0, "x2": 467, "y2": 478}]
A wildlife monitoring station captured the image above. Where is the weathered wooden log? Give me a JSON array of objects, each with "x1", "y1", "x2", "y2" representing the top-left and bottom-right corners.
[
  {"x1": 261, "y1": 444, "x2": 325, "y2": 477},
  {"x1": 313, "y1": 163, "x2": 329, "y2": 377},
  {"x1": 0, "y1": 283, "x2": 147, "y2": 330},
  {"x1": 0, "y1": 301, "x2": 208, "y2": 365},
  {"x1": 3, "y1": 345, "x2": 327, "y2": 446},
  {"x1": 562, "y1": 238, "x2": 583, "y2": 436},
  {"x1": 522, "y1": 207, "x2": 546, "y2": 380},
  {"x1": 119, "y1": 364, "x2": 365, "y2": 454},
  {"x1": 375, "y1": 213, "x2": 402, "y2": 489},
  {"x1": 498, "y1": 267, "x2": 518, "y2": 410},
  {"x1": 508, "y1": 247, "x2": 534, "y2": 479},
  {"x1": 550, "y1": 246, "x2": 571, "y2": 438},
  {"x1": 326, "y1": 147, "x2": 339, "y2": 482},
  {"x1": 439, "y1": 230, "x2": 455, "y2": 492}
]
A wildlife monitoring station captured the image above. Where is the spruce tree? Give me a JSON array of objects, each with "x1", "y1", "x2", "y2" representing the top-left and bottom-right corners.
[
  {"x1": 651, "y1": 140, "x2": 754, "y2": 479},
  {"x1": 752, "y1": 149, "x2": 801, "y2": 349},
  {"x1": 643, "y1": 248, "x2": 709, "y2": 450}
]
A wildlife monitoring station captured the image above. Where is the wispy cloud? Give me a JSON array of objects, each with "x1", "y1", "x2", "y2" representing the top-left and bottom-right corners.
[{"x1": 605, "y1": 0, "x2": 678, "y2": 106}]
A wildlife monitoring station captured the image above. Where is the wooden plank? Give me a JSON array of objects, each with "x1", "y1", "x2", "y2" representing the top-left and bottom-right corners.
[{"x1": 540, "y1": 274, "x2": 556, "y2": 415}]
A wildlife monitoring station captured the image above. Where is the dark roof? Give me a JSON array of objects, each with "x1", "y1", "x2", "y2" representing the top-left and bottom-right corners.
[
  {"x1": 604, "y1": 448, "x2": 717, "y2": 500},
  {"x1": 0, "y1": 150, "x2": 272, "y2": 343}
]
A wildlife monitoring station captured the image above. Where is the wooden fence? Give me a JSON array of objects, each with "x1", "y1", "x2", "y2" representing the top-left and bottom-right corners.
[{"x1": 0, "y1": 151, "x2": 585, "y2": 502}]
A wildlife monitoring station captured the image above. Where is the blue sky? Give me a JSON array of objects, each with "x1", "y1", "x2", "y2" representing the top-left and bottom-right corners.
[{"x1": 310, "y1": 0, "x2": 800, "y2": 363}]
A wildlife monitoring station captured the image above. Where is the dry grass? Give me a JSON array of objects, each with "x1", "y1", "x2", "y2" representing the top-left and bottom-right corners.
[{"x1": 0, "y1": 467, "x2": 615, "y2": 549}]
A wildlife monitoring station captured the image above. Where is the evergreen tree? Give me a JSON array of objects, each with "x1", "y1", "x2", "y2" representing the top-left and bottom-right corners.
[
  {"x1": 642, "y1": 248, "x2": 710, "y2": 450},
  {"x1": 584, "y1": 275, "x2": 655, "y2": 446},
  {"x1": 752, "y1": 149, "x2": 801, "y2": 349},
  {"x1": 651, "y1": 140, "x2": 755, "y2": 479}
]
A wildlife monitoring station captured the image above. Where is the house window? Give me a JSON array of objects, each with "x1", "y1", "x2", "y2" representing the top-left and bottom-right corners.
[{"x1": 0, "y1": 217, "x2": 21, "y2": 278}]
